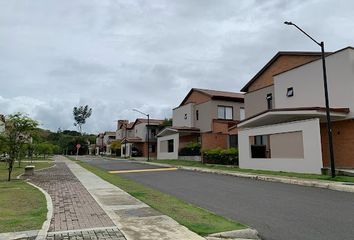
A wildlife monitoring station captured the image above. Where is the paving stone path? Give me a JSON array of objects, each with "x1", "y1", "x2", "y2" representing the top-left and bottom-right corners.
[{"x1": 28, "y1": 162, "x2": 126, "y2": 240}]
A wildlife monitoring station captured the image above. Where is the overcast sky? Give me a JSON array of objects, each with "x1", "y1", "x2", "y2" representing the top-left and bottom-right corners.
[{"x1": 1, "y1": 0, "x2": 354, "y2": 134}]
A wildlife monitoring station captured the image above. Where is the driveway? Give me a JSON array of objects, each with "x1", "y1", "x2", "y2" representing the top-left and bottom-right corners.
[{"x1": 81, "y1": 157, "x2": 354, "y2": 240}]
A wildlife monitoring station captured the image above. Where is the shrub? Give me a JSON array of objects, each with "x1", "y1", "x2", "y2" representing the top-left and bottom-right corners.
[
  {"x1": 202, "y1": 147, "x2": 238, "y2": 165},
  {"x1": 179, "y1": 142, "x2": 201, "y2": 156}
]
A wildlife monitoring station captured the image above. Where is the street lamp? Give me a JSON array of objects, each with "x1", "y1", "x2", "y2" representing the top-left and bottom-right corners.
[
  {"x1": 284, "y1": 21, "x2": 336, "y2": 177},
  {"x1": 132, "y1": 109, "x2": 150, "y2": 161}
]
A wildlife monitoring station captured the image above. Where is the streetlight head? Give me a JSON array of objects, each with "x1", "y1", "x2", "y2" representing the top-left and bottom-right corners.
[{"x1": 284, "y1": 21, "x2": 293, "y2": 25}]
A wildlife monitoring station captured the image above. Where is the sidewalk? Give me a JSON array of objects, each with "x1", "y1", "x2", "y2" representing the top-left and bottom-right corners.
[
  {"x1": 59, "y1": 156, "x2": 205, "y2": 240},
  {"x1": 28, "y1": 158, "x2": 125, "y2": 240}
]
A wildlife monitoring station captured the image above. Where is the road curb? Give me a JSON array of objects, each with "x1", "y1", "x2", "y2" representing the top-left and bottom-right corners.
[
  {"x1": 138, "y1": 161, "x2": 354, "y2": 193},
  {"x1": 207, "y1": 228, "x2": 261, "y2": 240}
]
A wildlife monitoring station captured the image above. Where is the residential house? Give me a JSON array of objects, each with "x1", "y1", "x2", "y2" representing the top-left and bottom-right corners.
[
  {"x1": 238, "y1": 47, "x2": 354, "y2": 174},
  {"x1": 118, "y1": 118, "x2": 164, "y2": 158},
  {"x1": 103, "y1": 131, "x2": 116, "y2": 155},
  {"x1": 95, "y1": 133, "x2": 104, "y2": 155},
  {"x1": 157, "y1": 88, "x2": 244, "y2": 160}
]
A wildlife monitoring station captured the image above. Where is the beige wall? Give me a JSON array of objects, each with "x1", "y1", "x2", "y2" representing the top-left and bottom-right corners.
[
  {"x1": 244, "y1": 85, "x2": 274, "y2": 118},
  {"x1": 194, "y1": 100, "x2": 244, "y2": 132},
  {"x1": 173, "y1": 103, "x2": 194, "y2": 127},
  {"x1": 157, "y1": 133, "x2": 179, "y2": 159},
  {"x1": 239, "y1": 118, "x2": 323, "y2": 174},
  {"x1": 270, "y1": 131, "x2": 304, "y2": 158},
  {"x1": 274, "y1": 48, "x2": 354, "y2": 118}
]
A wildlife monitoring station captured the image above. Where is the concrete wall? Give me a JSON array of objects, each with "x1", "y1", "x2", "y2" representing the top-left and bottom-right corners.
[
  {"x1": 244, "y1": 85, "x2": 274, "y2": 118},
  {"x1": 274, "y1": 48, "x2": 354, "y2": 118},
  {"x1": 157, "y1": 133, "x2": 179, "y2": 159},
  {"x1": 239, "y1": 118, "x2": 323, "y2": 174},
  {"x1": 194, "y1": 100, "x2": 244, "y2": 132},
  {"x1": 270, "y1": 131, "x2": 304, "y2": 158},
  {"x1": 135, "y1": 123, "x2": 148, "y2": 141},
  {"x1": 173, "y1": 103, "x2": 194, "y2": 127}
]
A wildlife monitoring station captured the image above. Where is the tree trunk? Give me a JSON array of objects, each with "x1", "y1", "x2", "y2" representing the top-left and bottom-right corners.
[{"x1": 8, "y1": 160, "x2": 13, "y2": 181}]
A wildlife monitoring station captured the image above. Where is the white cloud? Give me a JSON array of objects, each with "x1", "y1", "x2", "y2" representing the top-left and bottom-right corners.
[{"x1": 0, "y1": 0, "x2": 354, "y2": 133}]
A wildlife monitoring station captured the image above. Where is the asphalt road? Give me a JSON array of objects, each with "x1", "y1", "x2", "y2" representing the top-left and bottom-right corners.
[{"x1": 81, "y1": 157, "x2": 354, "y2": 240}]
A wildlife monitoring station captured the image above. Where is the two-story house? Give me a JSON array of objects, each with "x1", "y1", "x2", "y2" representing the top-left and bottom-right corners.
[
  {"x1": 238, "y1": 47, "x2": 354, "y2": 174},
  {"x1": 103, "y1": 131, "x2": 116, "y2": 155},
  {"x1": 157, "y1": 88, "x2": 244, "y2": 159},
  {"x1": 118, "y1": 118, "x2": 164, "y2": 158}
]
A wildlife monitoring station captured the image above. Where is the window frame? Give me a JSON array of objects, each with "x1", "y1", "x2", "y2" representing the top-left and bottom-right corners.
[
  {"x1": 266, "y1": 93, "x2": 273, "y2": 110},
  {"x1": 167, "y1": 139, "x2": 174, "y2": 153},
  {"x1": 217, "y1": 105, "x2": 234, "y2": 120}
]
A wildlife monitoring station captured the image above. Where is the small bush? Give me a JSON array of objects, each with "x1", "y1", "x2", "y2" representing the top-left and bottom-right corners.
[
  {"x1": 179, "y1": 142, "x2": 201, "y2": 156},
  {"x1": 202, "y1": 147, "x2": 238, "y2": 165}
]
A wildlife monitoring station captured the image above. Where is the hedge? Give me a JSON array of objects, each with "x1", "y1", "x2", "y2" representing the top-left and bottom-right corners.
[
  {"x1": 179, "y1": 142, "x2": 201, "y2": 156},
  {"x1": 202, "y1": 147, "x2": 238, "y2": 165}
]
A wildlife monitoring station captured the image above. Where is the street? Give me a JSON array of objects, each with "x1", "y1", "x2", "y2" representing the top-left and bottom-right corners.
[{"x1": 81, "y1": 157, "x2": 354, "y2": 240}]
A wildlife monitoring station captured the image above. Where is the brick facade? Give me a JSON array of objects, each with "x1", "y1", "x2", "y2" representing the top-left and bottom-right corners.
[
  {"x1": 320, "y1": 119, "x2": 354, "y2": 168},
  {"x1": 183, "y1": 91, "x2": 210, "y2": 105},
  {"x1": 248, "y1": 55, "x2": 321, "y2": 92},
  {"x1": 201, "y1": 132, "x2": 228, "y2": 150}
]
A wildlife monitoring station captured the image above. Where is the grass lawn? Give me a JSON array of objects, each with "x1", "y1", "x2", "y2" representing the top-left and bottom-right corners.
[
  {"x1": 0, "y1": 161, "x2": 54, "y2": 233},
  {"x1": 151, "y1": 159, "x2": 354, "y2": 183},
  {"x1": 75, "y1": 159, "x2": 246, "y2": 236}
]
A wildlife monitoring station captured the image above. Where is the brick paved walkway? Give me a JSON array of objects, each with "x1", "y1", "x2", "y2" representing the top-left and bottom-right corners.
[{"x1": 28, "y1": 162, "x2": 126, "y2": 240}]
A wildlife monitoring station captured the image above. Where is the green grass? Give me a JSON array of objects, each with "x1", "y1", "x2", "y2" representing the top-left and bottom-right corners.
[
  {"x1": 75, "y1": 160, "x2": 245, "y2": 236},
  {"x1": 0, "y1": 161, "x2": 54, "y2": 232},
  {"x1": 152, "y1": 159, "x2": 354, "y2": 183}
]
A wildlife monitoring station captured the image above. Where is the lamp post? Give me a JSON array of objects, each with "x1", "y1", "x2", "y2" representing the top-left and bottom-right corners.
[
  {"x1": 132, "y1": 109, "x2": 150, "y2": 161},
  {"x1": 284, "y1": 21, "x2": 336, "y2": 177}
]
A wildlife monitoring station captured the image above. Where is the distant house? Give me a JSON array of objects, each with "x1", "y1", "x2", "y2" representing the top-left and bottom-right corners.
[
  {"x1": 95, "y1": 133, "x2": 104, "y2": 155},
  {"x1": 0, "y1": 114, "x2": 5, "y2": 133},
  {"x1": 157, "y1": 88, "x2": 244, "y2": 160},
  {"x1": 238, "y1": 47, "x2": 354, "y2": 173},
  {"x1": 103, "y1": 131, "x2": 116, "y2": 155},
  {"x1": 116, "y1": 118, "x2": 164, "y2": 158}
]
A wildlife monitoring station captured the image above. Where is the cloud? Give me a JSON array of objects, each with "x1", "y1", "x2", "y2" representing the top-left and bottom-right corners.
[{"x1": 0, "y1": 0, "x2": 354, "y2": 133}]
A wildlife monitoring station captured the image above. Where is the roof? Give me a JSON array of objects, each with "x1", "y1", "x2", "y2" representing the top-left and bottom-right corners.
[
  {"x1": 121, "y1": 137, "x2": 143, "y2": 143},
  {"x1": 240, "y1": 51, "x2": 325, "y2": 92},
  {"x1": 179, "y1": 88, "x2": 244, "y2": 107},
  {"x1": 157, "y1": 126, "x2": 200, "y2": 137},
  {"x1": 103, "y1": 131, "x2": 115, "y2": 135},
  {"x1": 273, "y1": 46, "x2": 354, "y2": 77},
  {"x1": 238, "y1": 107, "x2": 350, "y2": 128},
  {"x1": 129, "y1": 118, "x2": 164, "y2": 129}
]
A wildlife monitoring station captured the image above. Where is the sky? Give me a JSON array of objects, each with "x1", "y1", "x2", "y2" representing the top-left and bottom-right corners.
[{"x1": 1, "y1": 0, "x2": 354, "y2": 134}]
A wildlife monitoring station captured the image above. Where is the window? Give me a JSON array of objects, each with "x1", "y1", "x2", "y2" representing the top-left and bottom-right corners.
[
  {"x1": 240, "y1": 107, "x2": 245, "y2": 120},
  {"x1": 196, "y1": 110, "x2": 199, "y2": 120},
  {"x1": 217, "y1": 106, "x2": 233, "y2": 120},
  {"x1": 229, "y1": 135, "x2": 238, "y2": 148},
  {"x1": 168, "y1": 139, "x2": 174, "y2": 152},
  {"x1": 149, "y1": 144, "x2": 156, "y2": 153},
  {"x1": 287, "y1": 87, "x2": 294, "y2": 97},
  {"x1": 184, "y1": 113, "x2": 187, "y2": 120},
  {"x1": 266, "y1": 93, "x2": 273, "y2": 110},
  {"x1": 151, "y1": 129, "x2": 156, "y2": 137}
]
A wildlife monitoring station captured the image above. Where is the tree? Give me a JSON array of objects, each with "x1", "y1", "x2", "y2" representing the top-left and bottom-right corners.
[
  {"x1": 110, "y1": 140, "x2": 121, "y2": 156},
  {"x1": 1, "y1": 113, "x2": 38, "y2": 181},
  {"x1": 162, "y1": 118, "x2": 172, "y2": 127},
  {"x1": 73, "y1": 105, "x2": 92, "y2": 134},
  {"x1": 35, "y1": 142, "x2": 55, "y2": 159}
]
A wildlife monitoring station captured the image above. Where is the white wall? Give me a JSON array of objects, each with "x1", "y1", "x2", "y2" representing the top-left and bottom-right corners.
[
  {"x1": 173, "y1": 103, "x2": 194, "y2": 127},
  {"x1": 239, "y1": 118, "x2": 323, "y2": 174},
  {"x1": 135, "y1": 123, "x2": 148, "y2": 141},
  {"x1": 157, "y1": 133, "x2": 179, "y2": 159},
  {"x1": 274, "y1": 48, "x2": 354, "y2": 118}
]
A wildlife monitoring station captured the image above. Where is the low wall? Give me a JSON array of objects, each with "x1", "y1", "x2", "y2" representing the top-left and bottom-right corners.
[{"x1": 178, "y1": 156, "x2": 201, "y2": 161}]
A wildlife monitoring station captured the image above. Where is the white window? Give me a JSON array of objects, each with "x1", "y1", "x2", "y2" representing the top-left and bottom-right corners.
[
  {"x1": 240, "y1": 107, "x2": 245, "y2": 120},
  {"x1": 217, "y1": 106, "x2": 233, "y2": 120}
]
